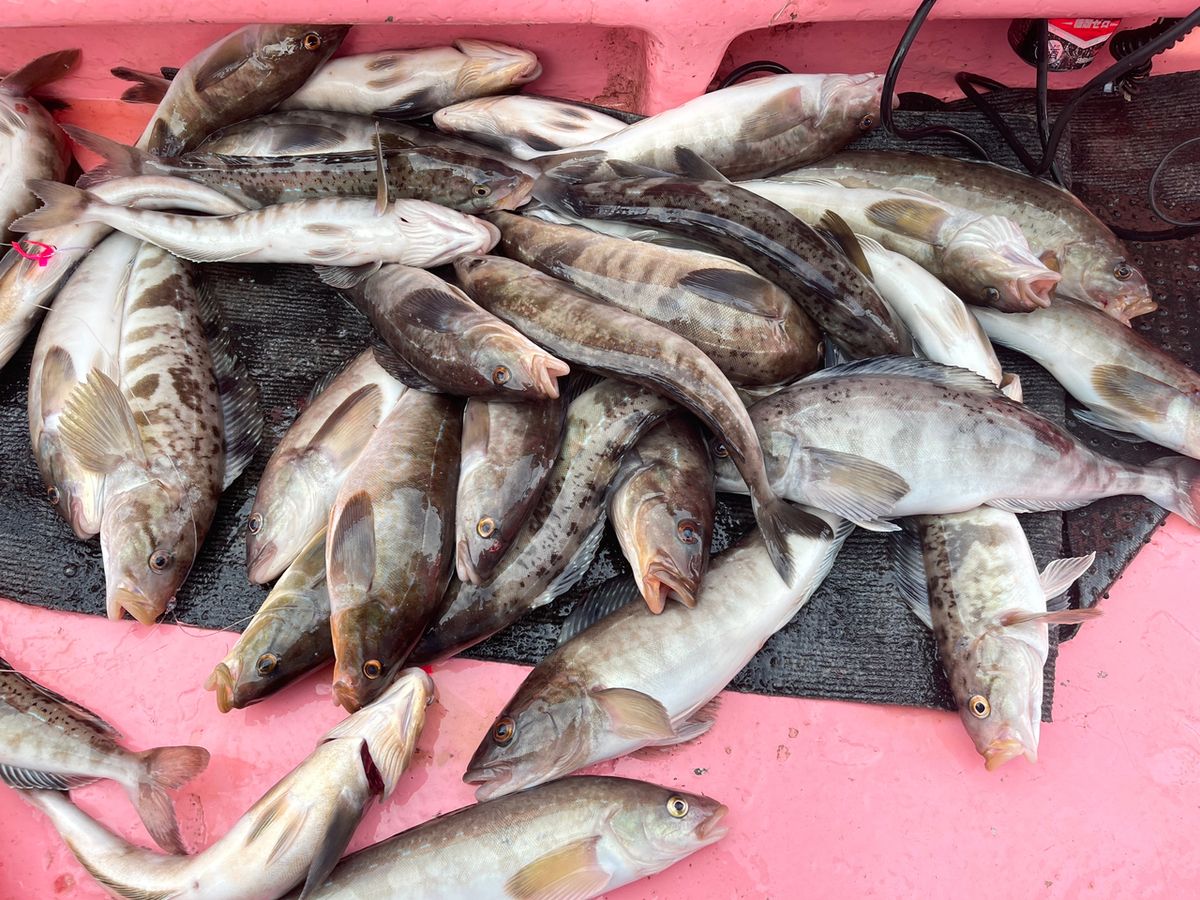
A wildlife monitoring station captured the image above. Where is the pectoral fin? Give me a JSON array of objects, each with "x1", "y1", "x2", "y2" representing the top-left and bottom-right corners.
[
  {"x1": 591, "y1": 687, "x2": 676, "y2": 741},
  {"x1": 784, "y1": 445, "x2": 908, "y2": 525},
  {"x1": 59, "y1": 370, "x2": 147, "y2": 473},
  {"x1": 505, "y1": 836, "x2": 610, "y2": 900},
  {"x1": 1091, "y1": 364, "x2": 1179, "y2": 423},
  {"x1": 866, "y1": 198, "x2": 951, "y2": 243},
  {"x1": 308, "y1": 384, "x2": 384, "y2": 468}
]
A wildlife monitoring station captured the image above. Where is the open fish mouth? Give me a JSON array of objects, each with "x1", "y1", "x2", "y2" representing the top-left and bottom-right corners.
[
  {"x1": 642, "y1": 561, "x2": 699, "y2": 612},
  {"x1": 464, "y1": 763, "x2": 522, "y2": 800},
  {"x1": 527, "y1": 353, "x2": 570, "y2": 399},
  {"x1": 204, "y1": 662, "x2": 237, "y2": 714},
  {"x1": 1013, "y1": 268, "x2": 1061, "y2": 309},
  {"x1": 983, "y1": 736, "x2": 1037, "y2": 771},
  {"x1": 108, "y1": 585, "x2": 162, "y2": 625},
  {"x1": 456, "y1": 538, "x2": 483, "y2": 585},
  {"x1": 492, "y1": 175, "x2": 535, "y2": 211},
  {"x1": 332, "y1": 677, "x2": 366, "y2": 714}
]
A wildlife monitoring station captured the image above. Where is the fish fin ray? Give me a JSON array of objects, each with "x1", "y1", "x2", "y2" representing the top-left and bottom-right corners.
[
  {"x1": 111, "y1": 66, "x2": 169, "y2": 104},
  {"x1": 816, "y1": 211, "x2": 873, "y2": 279},
  {"x1": 4, "y1": 49, "x2": 80, "y2": 95},
  {"x1": 63, "y1": 125, "x2": 154, "y2": 187},
  {"x1": 315, "y1": 262, "x2": 382, "y2": 291},
  {"x1": 59, "y1": 369, "x2": 146, "y2": 473},
  {"x1": 784, "y1": 446, "x2": 908, "y2": 524},
  {"x1": 505, "y1": 836, "x2": 610, "y2": 900},
  {"x1": 329, "y1": 491, "x2": 377, "y2": 592},
  {"x1": 191, "y1": 35, "x2": 252, "y2": 93},
  {"x1": 1039, "y1": 553, "x2": 1096, "y2": 602},
  {"x1": 754, "y1": 497, "x2": 833, "y2": 585},
  {"x1": 1091, "y1": 364, "x2": 1178, "y2": 423},
  {"x1": 1070, "y1": 406, "x2": 1145, "y2": 442},
  {"x1": 678, "y1": 268, "x2": 777, "y2": 316},
  {"x1": 866, "y1": 198, "x2": 950, "y2": 243},
  {"x1": 308, "y1": 385, "x2": 384, "y2": 468},
  {"x1": 132, "y1": 745, "x2": 209, "y2": 853},
  {"x1": 590, "y1": 687, "x2": 675, "y2": 741},
  {"x1": 10, "y1": 180, "x2": 98, "y2": 232},
  {"x1": 1001, "y1": 607, "x2": 1102, "y2": 627},
  {"x1": 297, "y1": 790, "x2": 362, "y2": 899},
  {"x1": 0, "y1": 764, "x2": 94, "y2": 791},
  {"x1": 888, "y1": 528, "x2": 932, "y2": 628},
  {"x1": 369, "y1": 341, "x2": 441, "y2": 392},
  {"x1": 557, "y1": 576, "x2": 640, "y2": 645},
  {"x1": 672, "y1": 147, "x2": 729, "y2": 182},
  {"x1": 804, "y1": 355, "x2": 1004, "y2": 395},
  {"x1": 536, "y1": 514, "x2": 607, "y2": 607}
]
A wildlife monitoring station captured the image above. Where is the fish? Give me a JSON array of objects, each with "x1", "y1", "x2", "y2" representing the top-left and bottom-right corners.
[
  {"x1": 1, "y1": 655, "x2": 209, "y2": 853},
  {"x1": 973, "y1": 295, "x2": 1200, "y2": 457},
  {"x1": 295, "y1": 776, "x2": 727, "y2": 899},
  {"x1": 13, "y1": 180, "x2": 500, "y2": 271},
  {"x1": 490, "y1": 210, "x2": 821, "y2": 385},
  {"x1": 892, "y1": 510, "x2": 1098, "y2": 770},
  {"x1": 135, "y1": 24, "x2": 350, "y2": 156},
  {"x1": 338, "y1": 265, "x2": 569, "y2": 399},
  {"x1": 410, "y1": 379, "x2": 675, "y2": 664},
  {"x1": 327, "y1": 390, "x2": 460, "y2": 713},
  {"x1": 66, "y1": 125, "x2": 534, "y2": 214},
  {"x1": 433, "y1": 94, "x2": 627, "y2": 158},
  {"x1": 248, "y1": 347, "x2": 408, "y2": 584},
  {"x1": 740, "y1": 177, "x2": 1061, "y2": 311},
  {"x1": 454, "y1": 254, "x2": 836, "y2": 584},
  {"x1": 535, "y1": 161, "x2": 912, "y2": 359},
  {"x1": 281, "y1": 40, "x2": 541, "y2": 118},
  {"x1": 454, "y1": 395, "x2": 566, "y2": 585},
  {"x1": 0, "y1": 175, "x2": 247, "y2": 371},
  {"x1": 716, "y1": 356, "x2": 1200, "y2": 528},
  {"x1": 0, "y1": 49, "x2": 79, "y2": 239},
  {"x1": 609, "y1": 417, "x2": 715, "y2": 612},
  {"x1": 28, "y1": 232, "x2": 141, "y2": 539},
  {"x1": 207, "y1": 529, "x2": 334, "y2": 713},
  {"x1": 25, "y1": 669, "x2": 433, "y2": 900},
  {"x1": 465, "y1": 512, "x2": 849, "y2": 799},
  {"x1": 544, "y1": 73, "x2": 884, "y2": 180},
  {"x1": 795, "y1": 149, "x2": 1156, "y2": 322}
]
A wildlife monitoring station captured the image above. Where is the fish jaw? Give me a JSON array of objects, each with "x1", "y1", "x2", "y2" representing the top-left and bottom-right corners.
[
  {"x1": 464, "y1": 763, "x2": 521, "y2": 801},
  {"x1": 695, "y1": 803, "x2": 731, "y2": 846},
  {"x1": 641, "y1": 559, "x2": 699, "y2": 612},
  {"x1": 246, "y1": 538, "x2": 279, "y2": 584},
  {"x1": 1013, "y1": 266, "x2": 1060, "y2": 310},
  {"x1": 204, "y1": 662, "x2": 237, "y2": 714},
  {"x1": 455, "y1": 537, "x2": 485, "y2": 586},
  {"x1": 527, "y1": 352, "x2": 570, "y2": 400},
  {"x1": 983, "y1": 736, "x2": 1037, "y2": 771},
  {"x1": 491, "y1": 174, "x2": 535, "y2": 211},
  {"x1": 453, "y1": 40, "x2": 542, "y2": 95},
  {"x1": 107, "y1": 585, "x2": 164, "y2": 626}
]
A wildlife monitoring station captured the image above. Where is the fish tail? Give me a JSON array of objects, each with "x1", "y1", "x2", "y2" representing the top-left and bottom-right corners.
[
  {"x1": 752, "y1": 493, "x2": 833, "y2": 586},
  {"x1": 62, "y1": 124, "x2": 155, "y2": 187},
  {"x1": 111, "y1": 66, "x2": 170, "y2": 105},
  {"x1": 3, "y1": 49, "x2": 81, "y2": 95},
  {"x1": 1145, "y1": 456, "x2": 1200, "y2": 527},
  {"x1": 10, "y1": 180, "x2": 99, "y2": 233},
  {"x1": 130, "y1": 745, "x2": 209, "y2": 854}
]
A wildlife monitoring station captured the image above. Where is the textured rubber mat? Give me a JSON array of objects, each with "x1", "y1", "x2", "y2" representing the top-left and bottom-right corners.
[{"x1": 1, "y1": 73, "x2": 1196, "y2": 718}]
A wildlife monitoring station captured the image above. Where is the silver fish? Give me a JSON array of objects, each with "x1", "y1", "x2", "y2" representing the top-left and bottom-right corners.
[
  {"x1": 433, "y1": 94, "x2": 627, "y2": 159},
  {"x1": 1, "y1": 655, "x2": 209, "y2": 853}
]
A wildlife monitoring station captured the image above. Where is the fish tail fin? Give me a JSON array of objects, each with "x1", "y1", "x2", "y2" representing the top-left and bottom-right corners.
[
  {"x1": 63, "y1": 124, "x2": 155, "y2": 187},
  {"x1": 3, "y1": 49, "x2": 81, "y2": 95},
  {"x1": 752, "y1": 494, "x2": 832, "y2": 586},
  {"x1": 10, "y1": 180, "x2": 99, "y2": 232},
  {"x1": 1146, "y1": 456, "x2": 1200, "y2": 527},
  {"x1": 111, "y1": 66, "x2": 170, "y2": 105},
  {"x1": 131, "y1": 745, "x2": 210, "y2": 853}
]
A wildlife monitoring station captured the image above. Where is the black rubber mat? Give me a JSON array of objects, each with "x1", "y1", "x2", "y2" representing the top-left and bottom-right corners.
[{"x1": 1, "y1": 73, "x2": 1196, "y2": 718}]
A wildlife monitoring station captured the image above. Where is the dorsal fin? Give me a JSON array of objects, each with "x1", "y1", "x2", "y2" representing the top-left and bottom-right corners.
[
  {"x1": 817, "y1": 211, "x2": 872, "y2": 280},
  {"x1": 673, "y1": 147, "x2": 729, "y2": 182},
  {"x1": 801, "y1": 356, "x2": 1006, "y2": 396}
]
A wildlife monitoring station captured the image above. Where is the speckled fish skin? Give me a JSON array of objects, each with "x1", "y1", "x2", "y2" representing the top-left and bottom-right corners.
[
  {"x1": 0, "y1": 656, "x2": 209, "y2": 854},
  {"x1": 68, "y1": 125, "x2": 533, "y2": 214},
  {"x1": 490, "y1": 211, "x2": 820, "y2": 385},
  {"x1": 547, "y1": 73, "x2": 883, "y2": 180},
  {"x1": 207, "y1": 529, "x2": 333, "y2": 713},
  {"x1": 715, "y1": 357, "x2": 1200, "y2": 525},
  {"x1": 295, "y1": 776, "x2": 728, "y2": 900},
  {"x1": 740, "y1": 177, "x2": 1061, "y2": 312},
  {"x1": 24, "y1": 670, "x2": 433, "y2": 900},
  {"x1": 455, "y1": 396, "x2": 565, "y2": 586},
  {"x1": 281, "y1": 40, "x2": 541, "y2": 118},
  {"x1": 342, "y1": 265, "x2": 569, "y2": 399},
  {"x1": 433, "y1": 95, "x2": 627, "y2": 159},
  {"x1": 0, "y1": 175, "x2": 247, "y2": 371},
  {"x1": 247, "y1": 348, "x2": 408, "y2": 584},
  {"x1": 138, "y1": 24, "x2": 350, "y2": 156},
  {"x1": 0, "y1": 50, "x2": 78, "y2": 241},
  {"x1": 539, "y1": 173, "x2": 910, "y2": 359},
  {"x1": 410, "y1": 379, "x2": 675, "y2": 664},
  {"x1": 327, "y1": 391, "x2": 461, "y2": 713},
  {"x1": 465, "y1": 513, "x2": 848, "y2": 799},
  {"x1": 610, "y1": 417, "x2": 715, "y2": 612},
  {"x1": 14, "y1": 182, "x2": 501, "y2": 268},
  {"x1": 28, "y1": 232, "x2": 141, "y2": 539},
  {"x1": 796, "y1": 149, "x2": 1155, "y2": 322},
  {"x1": 973, "y1": 295, "x2": 1200, "y2": 458}
]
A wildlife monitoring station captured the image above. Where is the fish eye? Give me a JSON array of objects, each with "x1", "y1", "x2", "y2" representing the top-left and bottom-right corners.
[
  {"x1": 492, "y1": 366, "x2": 510, "y2": 386},
  {"x1": 46, "y1": 485, "x2": 60, "y2": 505},
  {"x1": 1113, "y1": 262, "x2": 1133, "y2": 281},
  {"x1": 477, "y1": 516, "x2": 496, "y2": 539},
  {"x1": 302, "y1": 32, "x2": 323, "y2": 51},
  {"x1": 472, "y1": 184, "x2": 491, "y2": 198},
  {"x1": 255, "y1": 653, "x2": 278, "y2": 676},
  {"x1": 463, "y1": 256, "x2": 486, "y2": 271},
  {"x1": 148, "y1": 549, "x2": 173, "y2": 572},
  {"x1": 677, "y1": 519, "x2": 700, "y2": 545},
  {"x1": 667, "y1": 795, "x2": 689, "y2": 818},
  {"x1": 859, "y1": 114, "x2": 875, "y2": 130},
  {"x1": 713, "y1": 442, "x2": 729, "y2": 459},
  {"x1": 247, "y1": 512, "x2": 263, "y2": 535},
  {"x1": 492, "y1": 716, "x2": 516, "y2": 745},
  {"x1": 983, "y1": 287, "x2": 1001, "y2": 303},
  {"x1": 362, "y1": 659, "x2": 383, "y2": 680},
  {"x1": 968, "y1": 694, "x2": 991, "y2": 718}
]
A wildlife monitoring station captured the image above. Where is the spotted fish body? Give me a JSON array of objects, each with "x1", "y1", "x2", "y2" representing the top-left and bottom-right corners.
[{"x1": 433, "y1": 94, "x2": 626, "y2": 159}]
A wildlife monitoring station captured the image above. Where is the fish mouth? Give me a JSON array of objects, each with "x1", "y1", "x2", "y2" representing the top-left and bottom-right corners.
[
  {"x1": 642, "y1": 561, "x2": 699, "y2": 613},
  {"x1": 696, "y1": 803, "x2": 730, "y2": 844},
  {"x1": 107, "y1": 585, "x2": 162, "y2": 626},
  {"x1": 204, "y1": 662, "x2": 237, "y2": 714},
  {"x1": 464, "y1": 764, "x2": 524, "y2": 801},
  {"x1": 246, "y1": 539, "x2": 278, "y2": 584},
  {"x1": 332, "y1": 677, "x2": 365, "y2": 714},
  {"x1": 983, "y1": 736, "x2": 1037, "y2": 771},
  {"x1": 527, "y1": 353, "x2": 570, "y2": 399},
  {"x1": 492, "y1": 175, "x2": 535, "y2": 211},
  {"x1": 1014, "y1": 269, "x2": 1061, "y2": 309},
  {"x1": 1112, "y1": 292, "x2": 1158, "y2": 321},
  {"x1": 456, "y1": 538, "x2": 483, "y2": 586}
]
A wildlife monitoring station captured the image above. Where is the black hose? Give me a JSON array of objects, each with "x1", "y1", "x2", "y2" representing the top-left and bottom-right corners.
[{"x1": 717, "y1": 60, "x2": 792, "y2": 89}]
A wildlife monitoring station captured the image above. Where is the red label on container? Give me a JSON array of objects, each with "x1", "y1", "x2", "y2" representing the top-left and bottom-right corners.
[{"x1": 1048, "y1": 18, "x2": 1122, "y2": 48}]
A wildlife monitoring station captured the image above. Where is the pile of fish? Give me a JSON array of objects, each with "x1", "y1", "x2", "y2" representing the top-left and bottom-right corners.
[{"x1": 0, "y1": 20, "x2": 1195, "y2": 899}]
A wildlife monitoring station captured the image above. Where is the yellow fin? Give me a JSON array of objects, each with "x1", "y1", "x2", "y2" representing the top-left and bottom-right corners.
[
  {"x1": 866, "y1": 198, "x2": 950, "y2": 243},
  {"x1": 308, "y1": 384, "x2": 383, "y2": 468},
  {"x1": 590, "y1": 687, "x2": 674, "y2": 741},
  {"x1": 505, "y1": 836, "x2": 610, "y2": 900},
  {"x1": 59, "y1": 370, "x2": 146, "y2": 473}
]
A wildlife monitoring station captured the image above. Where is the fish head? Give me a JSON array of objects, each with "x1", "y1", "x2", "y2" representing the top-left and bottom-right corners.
[
  {"x1": 1067, "y1": 244, "x2": 1157, "y2": 321},
  {"x1": 330, "y1": 598, "x2": 409, "y2": 713},
  {"x1": 101, "y1": 479, "x2": 197, "y2": 625},
  {"x1": 943, "y1": 215, "x2": 1062, "y2": 311},
  {"x1": 609, "y1": 786, "x2": 730, "y2": 871},
  {"x1": 437, "y1": 152, "x2": 534, "y2": 213},
  {"x1": 254, "y1": 25, "x2": 351, "y2": 66},
  {"x1": 391, "y1": 201, "x2": 499, "y2": 267},
  {"x1": 452, "y1": 39, "x2": 542, "y2": 98},
  {"x1": 246, "y1": 453, "x2": 327, "y2": 584},
  {"x1": 956, "y1": 631, "x2": 1044, "y2": 771},
  {"x1": 707, "y1": 436, "x2": 744, "y2": 490},
  {"x1": 817, "y1": 73, "x2": 886, "y2": 133},
  {"x1": 36, "y1": 433, "x2": 102, "y2": 539},
  {"x1": 465, "y1": 320, "x2": 570, "y2": 400},
  {"x1": 619, "y1": 491, "x2": 711, "y2": 612}
]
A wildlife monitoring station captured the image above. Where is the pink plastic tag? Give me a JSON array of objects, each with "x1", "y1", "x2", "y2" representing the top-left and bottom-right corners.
[{"x1": 11, "y1": 240, "x2": 56, "y2": 267}]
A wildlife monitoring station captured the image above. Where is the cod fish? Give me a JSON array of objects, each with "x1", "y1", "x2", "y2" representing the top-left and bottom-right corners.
[
  {"x1": 281, "y1": 40, "x2": 541, "y2": 118},
  {"x1": 248, "y1": 348, "x2": 407, "y2": 584},
  {"x1": 339, "y1": 265, "x2": 569, "y2": 399},
  {"x1": 892, "y1": 510, "x2": 1098, "y2": 770},
  {"x1": 741, "y1": 177, "x2": 1060, "y2": 311},
  {"x1": 433, "y1": 94, "x2": 627, "y2": 159},
  {"x1": 455, "y1": 254, "x2": 832, "y2": 583},
  {"x1": 1, "y1": 655, "x2": 208, "y2": 853},
  {"x1": 26, "y1": 670, "x2": 433, "y2": 900},
  {"x1": 297, "y1": 776, "x2": 727, "y2": 899},
  {"x1": 208, "y1": 529, "x2": 334, "y2": 713},
  {"x1": 536, "y1": 162, "x2": 911, "y2": 359},
  {"x1": 466, "y1": 512, "x2": 849, "y2": 798},
  {"x1": 14, "y1": 180, "x2": 499, "y2": 270},
  {"x1": 490, "y1": 210, "x2": 820, "y2": 385},
  {"x1": 974, "y1": 296, "x2": 1200, "y2": 458},
  {"x1": 135, "y1": 24, "x2": 350, "y2": 156},
  {"x1": 548, "y1": 73, "x2": 883, "y2": 180},
  {"x1": 0, "y1": 49, "x2": 79, "y2": 239},
  {"x1": 455, "y1": 395, "x2": 565, "y2": 585},
  {"x1": 797, "y1": 149, "x2": 1155, "y2": 321},
  {"x1": 410, "y1": 379, "x2": 675, "y2": 664},
  {"x1": 718, "y1": 356, "x2": 1200, "y2": 527},
  {"x1": 327, "y1": 391, "x2": 460, "y2": 713},
  {"x1": 610, "y1": 417, "x2": 715, "y2": 612},
  {"x1": 29, "y1": 232, "x2": 141, "y2": 539}
]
